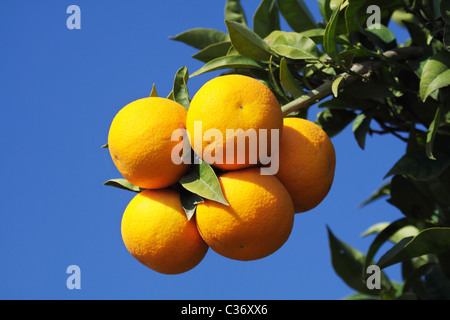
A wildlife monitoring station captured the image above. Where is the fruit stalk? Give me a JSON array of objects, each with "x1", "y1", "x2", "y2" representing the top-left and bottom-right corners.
[{"x1": 281, "y1": 46, "x2": 425, "y2": 117}]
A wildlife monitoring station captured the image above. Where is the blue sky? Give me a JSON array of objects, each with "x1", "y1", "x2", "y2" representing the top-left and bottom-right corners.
[{"x1": 0, "y1": 0, "x2": 410, "y2": 299}]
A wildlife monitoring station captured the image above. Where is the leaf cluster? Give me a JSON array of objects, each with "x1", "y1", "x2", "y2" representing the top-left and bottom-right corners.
[{"x1": 104, "y1": 0, "x2": 450, "y2": 299}]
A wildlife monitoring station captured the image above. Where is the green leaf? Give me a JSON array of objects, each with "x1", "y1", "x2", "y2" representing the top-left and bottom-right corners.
[
  {"x1": 179, "y1": 187, "x2": 204, "y2": 221},
  {"x1": 425, "y1": 106, "x2": 443, "y2": 160},
  {"x1": 323, "y1": 2, "x2": 342, "y2": 64},
  {"x1": 388, "y1": 175, "x2": 435, "y2": 219},
  {"x1": 101, "y1": 143, "x2": 108, "y2": 149},
  {"x1": 276, "y1": 0, "x2": 317, "y2": 33},
  {"x1": 442, "y1": 0, "x2": 450, "y2": 49},
  {"x1": 150, "y1": 83, "x2": 158, "y2": 97},
  {"x1": 190, "y1": 55, "x2": 266, "y2": 77},
  {"x1": 327, "y1": 226, "x2": 392, "y2": 295},
  {"x1": 170, "y1": 28, "x2": 229, "y2": 50},
  {"x1": 224, "y1": 0, "x2": 247, "y2": 25},
  {"x1": 331, "y1": 74, "x2": 345, "y2": 97},
  {"x1": 269, "y1": 32, "x2": 320, "y2": 60},
  {"x1": 362, "y1": 217, "x2": 414, "y2": 277},
  {"x1": 191, "y1": 41, "x2": 232, "y2": 63},
  {"x1": 419, "y1": 51, "x2": 450, "y2": 102},
  {"x1": 385, "y1": 153, "x2": 450, "y2": 180},
  {"x1": 225, "y1": 20, "x2": 275, "y2": 61},
  {"x1": 364, "y1": 24, "x2": 397, "y2": 51},
  {"x1": 358, "y1": 181, "x2": 390, "y2": 208},
  {"x1": 318, "y1": 0, "x2": 333, "y2": 22},
  {"x1": 352, "y1": 108, "x2": 376, "y2": 150},
  {"x1": 179, "y1": 160, "x2": 229, "y2": 206},
  {"x1": 279, "y1": 58, "x2": 305, "y2": 99},
  {"x1": 378, "y1": 227, "x2": 450, "y2": 269},
  {"x1": 315, "y1": 107, "x2": 357, "y2": 138},
  {"x1": 104, "y1": 179, "x2": 143, "y2": 193},
  {"x1": 361, "y1": 222, "x2": 420, "y2": 244},
  {"x1": 253, "y1": 0, "x2": 280, "y2": 38},
  {"x1": 172, "y1": 66, "x2": 190, "y2": 109}
]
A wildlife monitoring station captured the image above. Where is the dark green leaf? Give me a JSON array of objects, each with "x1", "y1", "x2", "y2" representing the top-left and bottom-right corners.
[
  {"x1": 253, "y1": 0, "x2": 280, "y2": 38},
  {"x1": 179, "y1": 187, "x2": 204, "y2": 221},
  {"x1": 318, "y1": 0, "x2": 333, "y2": 22},
  {"x1": 362, "y1": 217, "x2": 413, "y2": 278},
  {"x1": 276, "y1": 0, "x2": 317, "y2": 33},
  {"x1": 385, "y1": 153, "x2": 450, "y2": 180},
  {"x1": 104, "y1": 179, "x2": 143, "y2": 193},
  {"x1": 173, "y1": 66, "x2": 190, "y2": 109},
  {"x1": 378, "y1": 228, "x2": 450, "y2": 269},
  {"x1": 191, "y1": 41, "x2": 232, "y2": 63},
  {"x1": 327, "y1": 226, "x2": 392, "y2": 295},
  {"x1": 388, "y1": 175, "x2": 435, "y2": 219},
  {"x1": 364, "y1": 24, "x2": 397, "y2": 51},
  {"x1": 352, "y1": 108, "x2": 376, "y2": 150},
  {"x1": 442, "y1": 0, "x2": 450, "y2": 49},
  {"x1": 190, "y1": 55, "x2": 266, "y2": 77},
  {"x1": 419, "y1": 51, "x2": 450, "y2": 102},
  {"x1": 224, "y1": 0, "x2": 247, "y2": 25},
  {"x1": 101, "y1": 143, "x2": 108, "y2": 149},
  {"x1": 170, "y1": 28, "x2": 229, "y2": 50},
  {"x1": 179, "y1": 160, "x2": 229, "y2": 205},
  {"x1": 225, "y1": 20, "x2": 275, "y2": 61},
  {"x1": 358, "y1": 180, "x2": 390, "y2": 208},
  {"x1": 315, "y1": 107, "x2": 357, "y2": 138}
]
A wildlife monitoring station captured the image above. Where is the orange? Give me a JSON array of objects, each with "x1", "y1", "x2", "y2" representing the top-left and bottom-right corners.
[
  {"x1": 276, "y1": 117, "x2": 336, "y2": 213},
  {"x1": 121, "y1": 189, "x2": 208, "y2": 274},
  {"x1": 195, "y1": 168, "x2": 294, "y2": 261},
  {"x1": 108, "y1": 97, "x2": 190, "y2": 189},
  {"x1": 186, "y1": 74, "x2": 283, "y2": 171}
]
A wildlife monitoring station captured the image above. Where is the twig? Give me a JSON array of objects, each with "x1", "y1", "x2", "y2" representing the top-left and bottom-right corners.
[{"x1": 280, "y1": 46, "x2": 425, "y2": 116}]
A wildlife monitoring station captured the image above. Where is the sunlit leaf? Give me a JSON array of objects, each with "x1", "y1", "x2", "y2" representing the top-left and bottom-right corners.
[
  {"x1": 190, "y1": 55, "x2": 266, "y2": 77},
  {"x1": 269, "y1": 32, "x2": 320, "y2": 60},
  {"x1": 172, "y1": 66, "x2": 190, "y2": 109},
  {"x1": 279, "y1": 58, "x2": 305, "y2": 98},
  {"x1": 104, "y1": 179, "x2": 143, "y2": 193},
  {"x1": 324, "y1": 2, "x2": 342, "y2": 64},
  {"x1": 179, "y1": 160, "x2": 228, "y2": 205},
  {"x1": 426, "y1": 106, "x2": 443, "y2": 160},
  {"x1": 225, "y1": 20, "x2": 276, "y2": 61},
  {"x1": 419, "y1": 51, "x2": 450, "y2": 102}
]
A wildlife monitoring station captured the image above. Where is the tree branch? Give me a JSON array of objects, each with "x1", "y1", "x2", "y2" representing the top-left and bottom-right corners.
[{"x1": 281, "y1": 46, "x2": 425, "y2": 116}]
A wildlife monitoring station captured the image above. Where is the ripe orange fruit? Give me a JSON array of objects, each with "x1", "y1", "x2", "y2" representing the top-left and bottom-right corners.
[
  {"x1": 121, "y1": 189, "x2": 208, "y2": 274},
  {"x1": 276, "y1": 117, "x2": 336, "y2": 213},
  {"x1": 195, "y1": 168, "x2": 294, "y2": 261},
  {"x1": 108, "y1": 97, "x2": 190, "y2": 189},
  {"x1": 186, "y1": 74, "x2": 283, "y2": 171}
]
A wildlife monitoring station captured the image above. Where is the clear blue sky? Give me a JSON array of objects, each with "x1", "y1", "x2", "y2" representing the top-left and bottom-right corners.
[{"x1": 0, "y1": 0, "x2": 409, "y2": 300}]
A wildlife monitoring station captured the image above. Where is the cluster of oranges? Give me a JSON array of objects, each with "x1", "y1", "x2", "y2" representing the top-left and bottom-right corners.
[{"x1": 107, "y1": 74, "x2": 336, "y2": 274}]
